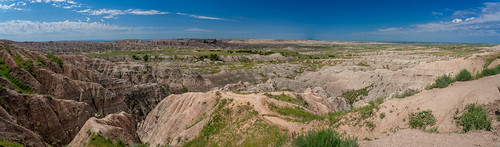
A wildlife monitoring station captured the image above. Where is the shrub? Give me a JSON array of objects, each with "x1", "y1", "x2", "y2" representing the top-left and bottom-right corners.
[
  {"x1": 379, "y1": 112, "x2": 386, "y2": 119},
  {"x1": 292, "y1": 129, "x2": 358, "y2": 147},
  {"x1": 181, "y1": 85, "x2": 189, "y2": 93},
  {"x1": 480, "y1": 67, "x2": 500, "y2": 77},
  {"x1": 428, "y1": 74, "x2": 454, "y2": 89},
  {"x1": 409, "y1": 110, "x2": 436, "y2": 129},
  {"x1": 143, "y1": 55, "x2": 149, "y2": 62},
  {"x1": 458, "y1": 104, "x2": 491, "y2": 132},
  {"x1": 454, "y1": 69, "x2": 473, "y2": 81}
]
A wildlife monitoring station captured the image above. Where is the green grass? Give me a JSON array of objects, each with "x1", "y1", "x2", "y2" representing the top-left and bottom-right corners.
[
  {"x1": 292, "y1": 129, "x2": 358, "y2": 147},
  {"x1": 46, "y1": 54, "x2": 63, "y2": 68},
  {"x1": 264, "y1": 93, "x2": 307, "y2": 107},
  {"x1": 454, "y1": 69, "x2": 473, "y2": 81},
  {"x1": 457, "y1": 104, "x2": 491, "y2": 132},
  {"x1": 409, "y1": 110, "x2": 436, "y2": 129},
  {"x1": 87, "y1": 133, "x2": 126, "y2": 147},
  {"x1": 185, "y1": 98, "x2": 288, "y2": 147},
  {"x1": 341, "y1": 84, "x2": 373, "y2": 106},
  {"x1": 354, "y1": 97, "x2": 384, "y2": 120},
  {"x1": 240, "y1": 123, "x2": 288, "y2": 147},
  {"x1": 13, "y1": 55, "x2": 33, "y2": 73},
  {"x1": 328, "y1": 110, "x2": 348, "y2": 125},
  {"x1": 0, "y1": 141, "x2": 24, "y2": 147},
  {"x1": 0, "y1": 65, "x2": 34, "y2": 93},
  {"x1": 482, "y1": 52, "x2": 500, "y2": 68},
  {"x1": 392, "y1": 89, "x2": 420, "y2": 99},
  {"x1": 268, "y1": 102, "x2": 323, "y2": 123}
]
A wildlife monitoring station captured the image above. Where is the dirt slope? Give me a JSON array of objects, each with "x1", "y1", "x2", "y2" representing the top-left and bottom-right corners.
[{"x1": 337, "y1": 75, "x2": 500, "y2": 145}]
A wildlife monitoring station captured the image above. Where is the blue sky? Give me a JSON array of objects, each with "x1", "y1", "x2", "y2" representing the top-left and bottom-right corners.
[{"x1": 0, "y1": 0, "x2": 500, "y2": 43}]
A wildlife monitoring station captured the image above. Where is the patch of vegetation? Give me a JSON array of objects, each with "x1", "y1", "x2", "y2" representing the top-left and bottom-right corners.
[
  {"x1": 87, "y1": 133, "x2": 126, "y2": 147},
  {"x1": 457, "y1": 104, "x2": 491, "y2": 132},
  {"x1": 35, "y1": 56, "x2": 46, "y2": 66},
  {"x1": 143, "y1": 54, "x2": 149, "y2": 62},
  {"x1": 198, "y1": 53, "x2": 223, "y2": 61},
  {"x1": 356, "y1": 62, "x2": 369, "y2": 67},
  {"x1": 0, "y1": 141, "x2": 23, "y2": 147},
  {"x1": 181, "y1": 85, "x2": 189, "y2": 93},
  {"x1": 328, "y1": 110, "x2": 348, "y2": 126},
  {"x1": 454, "y1": 69, "x2": 473, "y2": 81},
  {"x1": 13, "y1": 55, "x2": 33, "y2": 73},
  {"x1": 427, "y1": 74, "x2": 454, "y2": 89},
  {"x1": 268, "y1": 102, "x2": 323, "y2": 123},
  {"x1": 425, "y1": 127, "x2": 439, "y2": 134},
  {"x1": 240, "y1": 123, "x2": 288, "y2": 147},
  {"x1": 233, "y1": 91, "x2": 254, "y2": 95},
  {"x1": 409, "y1": 110, "x2": 436, "y2": 129},
  {"x1": 355, "y1": 97, "x2": 383, "y2": 120},
  {"x1": 341, "y1": 84, "x2": 373, "y2": 106},
  {"x1": 46, "y1": 54, "x2": 63, "y2": 68},
  {"x1": 364, "y1": 121, "x2": 376, "y2": 131},
  {"x1": 292, "y1": 129, "x2": 358, "y2": 147},
  {"x1": 379, "y1": 112, "x2": 386, "y2": 119},
  {"x1": 482, "y1": 52, "x2": 500, "y2": 68},
  {"x1": 264, "y1": 93, "x2": 307, "y2": 107},
  {"x1": 477, "y1": 65, "x2": 500, "y2": 78},
  {"x1": 392, "y1": 89, "x2": 420, "y2": 99},
  {"x1": 185, "y1": 97, "x2": 288, "y2": 147},
  {"x1": 0, "y1": 65, "x2": 34, "y2": 93}
]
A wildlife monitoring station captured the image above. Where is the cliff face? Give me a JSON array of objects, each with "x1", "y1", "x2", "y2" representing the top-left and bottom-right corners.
[
  {"x1": 0, "y1": 42, "x2": 169, "y2": 146},
  {"x1": 68, "y1": 112, "x2": 140, "y2": 147}
]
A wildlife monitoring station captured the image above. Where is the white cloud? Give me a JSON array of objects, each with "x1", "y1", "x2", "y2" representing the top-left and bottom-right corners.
[
  {"x1": 432, "y1": 11, "x2": 443, "y2": 16},
  {"x1": 377, "y1": 28, "x2": 400, "y2": 32},
  {"x1": 176, "y1": 12, "x2": 226, "y2": 20},
  {"x1": 184, "y1": 28, "x2": 213, "y2": 32},
  {"x1": 375, "y1": 2, "x2": 500, "y2": 36},
  {"x1": 76, "y1": 9, "x2": 169, "y2": 19},
  {"x1": 0, "y1": 3, "x2": 15, "y2": 9},
  {"x1": 86, "y1": 17, "x2": 90, "y2": 22},
  {"x1": 128, "y1": 9, "x2": 168, "y2": 15},
  {"x1": 452, "y1": 18, "x2": 462, "y2": 23},
  {"x1": 0, "y1": 20, "x2": 133, "y2": 35}
]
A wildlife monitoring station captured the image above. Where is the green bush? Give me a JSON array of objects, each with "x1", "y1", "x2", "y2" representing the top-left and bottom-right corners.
[
  {"x1": 480, "y1": 67, "x2": 500, "y2": 77},
  {"x1": 409, "y1": 110, "x2": 436, "y2": 129},
  {"x1": 454, "y1": 69, "x2": 473, "y2": 81},
  {"x1": 428, "y1": 74, "x2": 454, "y2": 89},
  {"x1": 458, "y1": 104, "x2": 491, "y2": 132},
  {"x1": 292, "y1": 129, "x2": 358, "y2": 147},
  {"x1": 379, "y1": 112, "x2": 386, "y2": 119}
]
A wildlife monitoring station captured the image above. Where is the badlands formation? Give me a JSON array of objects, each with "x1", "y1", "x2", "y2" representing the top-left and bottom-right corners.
[{"x1": 0, "y1": 39, "x2": 499, "y2": 146}]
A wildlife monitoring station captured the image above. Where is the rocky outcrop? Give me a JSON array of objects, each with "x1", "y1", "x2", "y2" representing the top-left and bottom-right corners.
[
  {"x1": 138, "y1": 92, "x2": 218, "y2": 146},
  {"x1": 0, "y1": 107, "x2": 48, "y2": 147},
  {"x1": 68, "y1": 112, "x2": 140, "y2": 147},
  {"x1": 0, "y1": 88, "x2": 95, "y2": 145}
]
